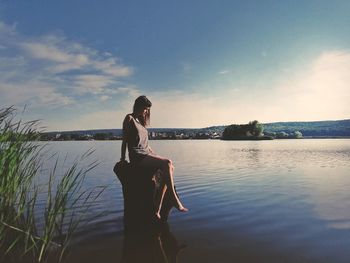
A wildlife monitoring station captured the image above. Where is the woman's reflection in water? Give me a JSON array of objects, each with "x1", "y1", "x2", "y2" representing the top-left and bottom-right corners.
[{"x1": 121, "y1": 223, "x2": 186, "y2": 263}]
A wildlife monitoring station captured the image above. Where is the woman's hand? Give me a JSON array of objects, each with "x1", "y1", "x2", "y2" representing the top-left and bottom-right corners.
[{"x1": 149, "y1": 146, "x2": 155, "y2": 154}]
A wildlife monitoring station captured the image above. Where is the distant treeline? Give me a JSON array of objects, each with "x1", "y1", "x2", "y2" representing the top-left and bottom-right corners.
[
  {"x1": 39, "y1": 132, "x2": 119, "y2": 141},
  {"x1": 262, "y1": 120, "x2": 350, "y2": 137},
  {"x1": 40, "y1": 119, "x2": 350, "y2": 141}
]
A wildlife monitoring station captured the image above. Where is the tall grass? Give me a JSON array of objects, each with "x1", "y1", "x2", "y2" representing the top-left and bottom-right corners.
[{"x1": 0, "y1": 107, "x2": 105, "y2": 263}]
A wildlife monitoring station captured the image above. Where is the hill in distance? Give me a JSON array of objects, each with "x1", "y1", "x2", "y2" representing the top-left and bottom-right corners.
[{"x1": 204, "y1": 119, "x2": 350, "y2": 137}]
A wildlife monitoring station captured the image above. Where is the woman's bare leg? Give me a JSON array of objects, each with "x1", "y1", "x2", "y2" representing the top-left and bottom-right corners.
[
  {"x1": 139, "y1": 154, "x2": 188, "y2": 214},
  {"x1": 154, "y1": 160, "x2": 173, "y2": 217},
  {"x1": 155, "y1": 182, "x2": 167, "y2": 219}
]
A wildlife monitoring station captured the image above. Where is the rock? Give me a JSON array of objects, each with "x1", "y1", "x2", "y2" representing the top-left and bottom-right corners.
[{"x1": 114, "y1": 161, "x2": 174, "y2": 230}]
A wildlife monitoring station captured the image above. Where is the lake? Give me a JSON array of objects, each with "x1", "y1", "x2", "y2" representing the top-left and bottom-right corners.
[{"x1": 43, "y1": 139, "x2": 350, "y2": 263}]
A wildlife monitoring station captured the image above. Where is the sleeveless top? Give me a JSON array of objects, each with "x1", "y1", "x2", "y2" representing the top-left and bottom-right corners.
[{"x1": 126, "y1": 114, "x2": 151, "y2": 163}]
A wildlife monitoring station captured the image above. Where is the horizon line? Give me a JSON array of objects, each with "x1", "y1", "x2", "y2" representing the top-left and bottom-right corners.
[{"x1": 45, "y1": 118, "x2": 350, "y2": 133}]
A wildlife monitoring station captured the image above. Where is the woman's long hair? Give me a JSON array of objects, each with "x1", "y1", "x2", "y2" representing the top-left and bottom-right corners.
[{"x1": 133, "y1": 95, "x2": 152, "y2": 126}]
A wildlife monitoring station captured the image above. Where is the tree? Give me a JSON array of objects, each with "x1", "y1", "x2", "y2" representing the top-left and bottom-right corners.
[
  {"x1": 293, "y1": 131, "x2": 303, "y2": 138},
  {"x1": 276, "y1": 131, "x2": 288, "y2": 138},
  {"x1": 222, "y1": 124, "x2": 243, "y2": 139},
  {"x1": 249, "y1": 120, "x2": 263, "y2": 136},
  {"x1": 222, "y1": 120, "x2": 264, "y2": 139},
  {"x1": 93, "y1": 133, "x2": 107, "y2": 140}
]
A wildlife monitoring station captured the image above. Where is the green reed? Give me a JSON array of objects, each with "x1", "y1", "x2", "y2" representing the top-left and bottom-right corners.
[{"x1": 0, "y1": 107, "x2": 105, "y2": 263}]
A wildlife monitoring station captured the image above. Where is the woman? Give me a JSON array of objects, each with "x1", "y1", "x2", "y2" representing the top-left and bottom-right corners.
[{"x1": 120, "y1": 95, "x2": 188, "y2": 219}]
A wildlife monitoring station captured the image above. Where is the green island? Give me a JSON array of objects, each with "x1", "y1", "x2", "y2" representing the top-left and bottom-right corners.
[
  {"x1": 222, "y1": 120, "x2": 302, "y2": 140},
  {"x1": 222, "y1": 120, "x2": 272, "y2": 140}
]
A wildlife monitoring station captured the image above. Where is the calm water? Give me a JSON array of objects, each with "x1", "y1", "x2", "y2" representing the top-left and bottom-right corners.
[{"x1": 42, "y1": 139, "x2": 350, "y2": 263}]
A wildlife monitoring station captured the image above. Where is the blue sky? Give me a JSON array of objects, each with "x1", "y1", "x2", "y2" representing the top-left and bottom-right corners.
[{"x1": 1, "y1": 1, "x2": 350, "y2": 130}]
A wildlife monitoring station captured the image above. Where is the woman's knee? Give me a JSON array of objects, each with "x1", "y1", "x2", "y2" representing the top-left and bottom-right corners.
[
  {"x1": 168, "y1": 159, "x2": 175, "y2": 170},
  {"x1": 162, "y1": 159, "x2": 173, "y2": 169}
]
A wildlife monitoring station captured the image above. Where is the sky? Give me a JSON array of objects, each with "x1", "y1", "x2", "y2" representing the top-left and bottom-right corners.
[{"x1": 0, "y1": 1, "x2": 350, "y2": 131}]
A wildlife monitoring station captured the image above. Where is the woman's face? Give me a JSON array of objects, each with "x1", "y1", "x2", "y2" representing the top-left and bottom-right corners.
[{"x1": 138, "y1": 106, "x2": 150, "y2": 119}]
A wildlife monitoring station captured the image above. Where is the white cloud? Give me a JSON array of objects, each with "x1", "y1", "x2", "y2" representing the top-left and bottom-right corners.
[
  {"x1": 99, "y1": 95, "x2": 111, "y2": 101},
  {"x1": 0, "y1": 21, "x2": 134, "y2": 110},
  {"x1": 93, "y1": 58, "x2": 133, "y2": 77},
  {"x1": 21, "y1": 41, "x2": 91, "y2": 74},
  {"x1": 0, "y1": 81, "x2": 74, "y2": 108},
  {"x1": 43, "y1": 86, "x2": 139, "y2": 130},
  {"x1": 73, "y1": 74, "x2": 115, "y2": 94},
  {"x1": 21, "y1": 42, "x2": 83, "y2": 63},
  {"x1": 218, "y1": 70, "x2": 230, "y2": 75},
  {"x1": 20, "y1": 36, "x2": 132, "y2": 77},
  {"x1": 112, "y1": 86, "x2": 141, "y2": 98}
]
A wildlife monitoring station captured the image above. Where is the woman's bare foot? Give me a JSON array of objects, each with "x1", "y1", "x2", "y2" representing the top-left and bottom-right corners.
[
  {"x1": 156, "y1": 212, "x2": 161, "y2": 219},
  {"x1": 173, "y1": 200, "x2": 188, "y2": 212},
  {"x1": 177, "y1": 206, "x2": 188, "y2": 212}
]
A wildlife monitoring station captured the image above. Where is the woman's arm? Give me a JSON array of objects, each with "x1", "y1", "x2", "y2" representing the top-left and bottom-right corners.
[
  {"x1": 120, "y1": 115, "x2": 132, "y2": 161},
  {"x1": 120, "y1": 139, "x2": 127, "y2": 161}
]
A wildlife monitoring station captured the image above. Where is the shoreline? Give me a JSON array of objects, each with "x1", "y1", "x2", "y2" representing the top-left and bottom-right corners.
[{"x1": 38, "y1": 136, "x2": 350, "y2": 142}]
